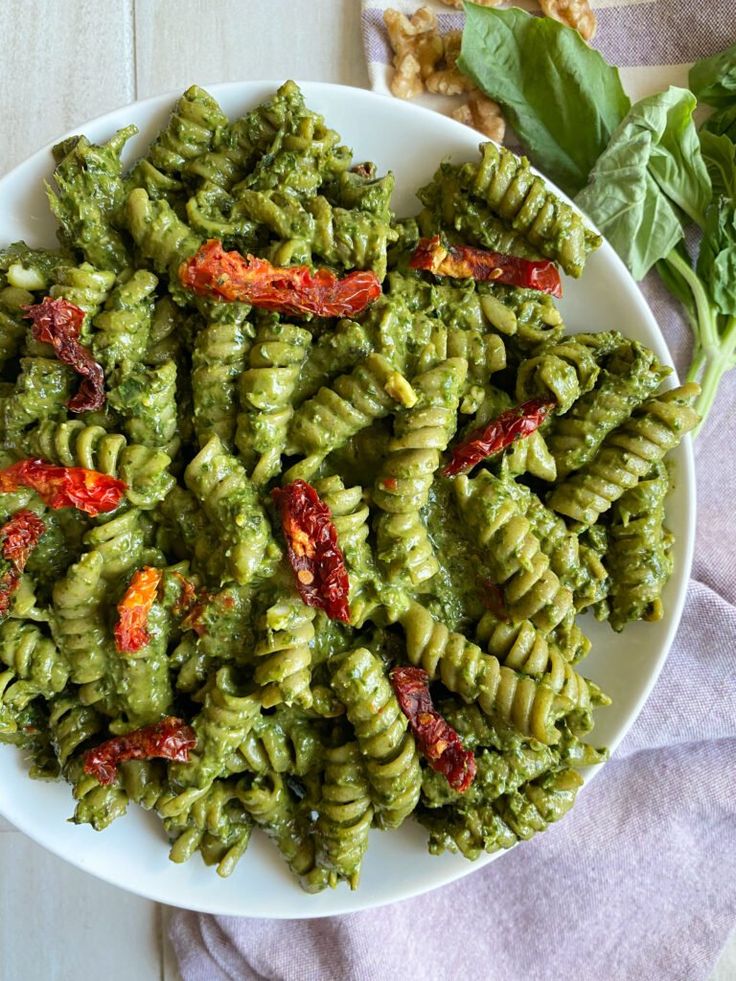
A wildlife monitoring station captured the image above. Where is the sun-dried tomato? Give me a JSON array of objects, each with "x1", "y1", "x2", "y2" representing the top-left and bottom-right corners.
[
  {"x1": 272, "y1": 480, "x2": 350, "y2": 623},
  {"x1": 0, "y1": 459, "x2": 126, "y2": 515},
  {"x1": 114, "y1": 567, "x2": 163, "y2": 654},
  {"x1": 410, "y1": 235, "x2": 562, "y2": 298},
  {"x1": 83, "y1": 716, "x2": 197, "y2": 786},
  {"x1": 179, "y1": 239, "x2": 382, "y2": 318},
  {"x1": 24, "y1": 296, "x2": 106, "y2": 412},
  {"x1": 0, "y1": 509, "x2": 45, "y2": 618},
  {"x1": 390, "y1": 665, "x2": 475, "y2": 792},
  {"x1": 442, "y1": 398, "x2": 555, "y2": 477},
  {"x1": 171, "y1": 571, "x2": 199, "y2": 618}
]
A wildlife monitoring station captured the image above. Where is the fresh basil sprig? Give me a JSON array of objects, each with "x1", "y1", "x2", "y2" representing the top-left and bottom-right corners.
[{"x1": 457, "y1": 4, "x2": 630, "y2": 197}]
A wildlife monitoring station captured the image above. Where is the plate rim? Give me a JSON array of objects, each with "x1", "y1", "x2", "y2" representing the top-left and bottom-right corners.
[{"x1": 0, "y1": 79, "x2": 696, "y2": 917}]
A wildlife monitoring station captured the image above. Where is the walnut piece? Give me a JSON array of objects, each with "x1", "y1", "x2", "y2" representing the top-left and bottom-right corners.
[
  {"x1": 425, "y1": 30, "x2": 473, "y2": 96},
  {"x1": 384, "y1": 8, "x2": 444, "y2": 99},
  {"x1": 538, "y1": 0, "x2": 597, "y2": 41},
  {"x1": 452, "y1": 91, "x2": 506, "y2": 143}
]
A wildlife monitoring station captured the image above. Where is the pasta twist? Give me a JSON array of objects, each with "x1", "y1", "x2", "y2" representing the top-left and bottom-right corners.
[
  {"x1": 311, "y1": 740, "x2": 373, "y2": 890},
  {"x1": 604, "y1": 462, "x2": 673, "y2": 631},
  {"x1": 463, "y1": 143, "x2": 601, "y2": 277},
  {"x1": 192, "y1": 305, "x2": 252, "y2": 449},
  {"x1": 108, "y1": 358, "x2": 179, "y2": 454},
  {"x1": 172, "y1": 666, "x2": 262, "y2": 790},
  {"x1": 330, "y1": 647, "x2": 421, "y2": 829},
  {"x1": 454, "y1": 471, "x2": 574, "y2": 633},
  {"x1": 68, "y1": 757, "x2": 129, "y2": 831},
  {"x1": 312, "y1": 476, "x2": 378, "y2": 626},
  {"x1": 47, "y1": 695, "x2": 103, "y2": 767},
  {"x1": 475, "y1": 610, "x2": 600, "y2": 723},
  {"x1": 484, "y1": 285, "x2": 565, "y2": 350},
  {"x1": 162, "y1": 778, "x2": 254, "y2": 878},
  {"x1": 399, "y1": 601, "x2": 572, "y2": 745},
  {"x1": 49, "y1": 262, "x2": 117, "y2": 331},
  {"x1": 285, "y1": 353, "x2": 402, "y2": 479},
  {"x1": 374, "y1": 358, "x2": 467, "y2": 587},
  {"x1": 239, "y1": 771, "x2": 325, "y2": 890},
  {"x1": 0, "y1": 620, "x2": 68, "y2": 712},
  {"x1": 125, "y1": 187, "x2": 201, "y2": 283},
  {"x1": 1, "y1": 357, "x2": 73, "y2": 441},
  {"x1": 237, "y1": 707, "x2": 323, "y2": 776},
  {"x1": 91, "y1": 269, "x2": 159, "y2": 373},
  {"x1": 0, "y1": 285, "x2": 31, "y2": 369},
  {"x1": 235, "y1": 319, "x2": 312, "y2": 483},
  {"x1": 547, "y1": 383, "x2": 700, "y2": 526},
  {"x1": 130, "y1": 84, "x2": 228, "y2": 193},
  {"x1": 547, "y1": 338, "x2": 671, "y2": 477},
  {"x1": 184, "y1": 435, "x2": 275, "y2": 585},
  {"x1": 28, "y1": 419, "x2": 175, "y2": 509},
  {"x1": 515, "y1": 338, "x2": 600, "y2": 414},
  {"x1": 253, "y1": 595, "x2": 316, "y2": 709},
  {"x1": 48, "y1": 126, "x2": 136, "y2": 273}
]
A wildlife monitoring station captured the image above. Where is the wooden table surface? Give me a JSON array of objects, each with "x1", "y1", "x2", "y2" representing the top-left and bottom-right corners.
[{"x1": 0, "y1": 3, "x2": 733, "y2": 978}]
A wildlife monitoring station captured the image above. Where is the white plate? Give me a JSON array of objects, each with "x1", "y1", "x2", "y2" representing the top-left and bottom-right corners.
[{"x1": 0, "y1": 81, "x2": 695, "y2": 918}]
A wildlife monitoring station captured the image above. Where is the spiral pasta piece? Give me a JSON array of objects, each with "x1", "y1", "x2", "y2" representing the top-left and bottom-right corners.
[
  {"x1": 454, "y1": 471, "x2": 574, "y2": 633},
  {"x1": 515, "y1": 337, "x2": 600, "y2": 414},
  {"x1": 285, "y1": 353, "x2": 402, "y2": 479},
  {"x1": 109, "y1": 359, "x2": 179, "y2": 455},
  {"x1": 312, "y1": 741, "x2": 373, "y2": 890},
  {"x1": 192, "y1": 305, "x2": 252, "y2": 449},
  {"x1": 547, "y1": 339, "x2": 671, "y2": 478},
  {"x1": 172, "y1": 666, "x2": 262, "y2": 790},
  {"x1": 47, "y1": 695, "x2": 103, "y2": 768},
  {"x1": 330, "y1": 647, "x2": 421, "y2": 829},
  {"x1": 237, "y1": 707, "x2": 323, "y2": 776},
  {"x1": 235, "y1": 319, "x2": 311, "y2": 483},
  {"x1": 374, "y1": 358, "x2": 467, "y2": 588},
  {"x1": 92, "y1": 269, "x2": 158, "y2": 373},
  {"x1": 130, "y1": 84, "x2": 228, "y2": 196},
  {"x1": 0, "y1": 286, "x2": 32, "y2": 369},
  {"x1": 462, "y1": 143, "x2": 601, "y2": 277},
  {"x1": 49, "y1": 262, "x2": 117, "y2": 336},
  {"x1": 399, "y1": 601, "x2": 571, "y2": 745},
  {"x1": 604, "y1": 462, "x2": 673, "y2": 631},
  {"x1": 312, "y1": 475, "x2": 379, "y2": 626},
  {"x1": 47, "y1": 126, "x2": 135, "y2": 273},
  {"x1": 125, "y1": 187, "x2": 201, "y2": 284},
  {"x1": 28, "y1": 419, "x2": 174, "y2": 508},
  {"x1": 0, "y1": 620, "x2": 68, "y2": 712},
  {"x1": 184, "y1": 434, "x2": 274, "y2": 585},
  {"x1": 162, "y1": 778, "x2": 254, "y2": 878},
  {"x1": 1, "y1": 357, "x2": 73, "y2": 441},
  {"x1": 548, "y1": 383, "x2": 700, "y2": 526},
  {"x1": 253, "y1": 596, "x2": 316, "y2": 709},
  {"x1": 239, "y1": 771, "x2": 325, "y2": 890},
  {"x1": 68, "y1": 756, "x2": 130, "y2": 831}
]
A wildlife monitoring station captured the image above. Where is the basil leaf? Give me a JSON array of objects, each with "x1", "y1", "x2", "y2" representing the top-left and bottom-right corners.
[
  {"x1": 700, "y1": 130, "x2": 736, "y2": 199},
  {"x1": 457, "y1": 5, "x2": 629, "y2": 197},
  {"x1": 689, "y1": 41, "x2": 736, "y2": 109},
  {"x1": 703, "y1": 103, "x2": 736, "y2": 144},
  {"x1": 698, "y1": 196, "x2": 736, "y2": 316},
  {"x1": 576, "y1": 88, "x2": 710, "y2": 279},
  {"x1": 656, "y1": 248, "x2": 698, "y2": 328}
]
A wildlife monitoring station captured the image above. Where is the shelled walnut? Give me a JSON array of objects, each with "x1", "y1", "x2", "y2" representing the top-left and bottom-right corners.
[
  {"x1": 539, "y1": 0, "x2": 597, "y2": 41},
  {"x1": 452, "y1": 91, "x2": 506, "y2": 142}
]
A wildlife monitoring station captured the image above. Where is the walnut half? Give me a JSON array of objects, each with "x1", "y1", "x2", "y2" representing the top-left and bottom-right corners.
[
  {"x1": 384, "y1": 8, "x2": 444, "y2": 100},
  {"x1": 452, "y1": 91, "x2": 506, "y2": 143},
  {"x1": 538, "y1": 0, "x2": 597, "y2": 41}
]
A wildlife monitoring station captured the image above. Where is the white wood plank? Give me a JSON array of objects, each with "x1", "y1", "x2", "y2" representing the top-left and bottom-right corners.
[
  {"x1": 0, "y1": 832, "x2": 161, "y2": 981},
  {"x1": 134, "y1": 0, "x2": 368, "y2": 98},
  {"x1": 0, "y1": 0, "x2": 135, "y2": 174}
]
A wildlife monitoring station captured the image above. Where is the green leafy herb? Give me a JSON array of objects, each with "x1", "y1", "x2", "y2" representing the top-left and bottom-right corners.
[
  {"x1": 576, "y1": 87, "x2": 711, "y2": 278},
  {"x1": 700, "y1": 131, "x2": 736, "y2": 198},
  {"x1": 688, "y1": 41, "x2": 736, "y2": 108},
  {"x1": 457, "y1": 4, "x2": 630, "y2": 197}
]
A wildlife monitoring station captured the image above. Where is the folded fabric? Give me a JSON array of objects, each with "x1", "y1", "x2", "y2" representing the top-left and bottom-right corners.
[{"x1": 169, "y1": 6, "x2": 736, "y2": 978}]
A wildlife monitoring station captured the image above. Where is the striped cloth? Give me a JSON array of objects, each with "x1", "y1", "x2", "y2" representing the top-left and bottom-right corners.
[{"x1": 169, "y1": 7, "x2": 736, "y2": 979}]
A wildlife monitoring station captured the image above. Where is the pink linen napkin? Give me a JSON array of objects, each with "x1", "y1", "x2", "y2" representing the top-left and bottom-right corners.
[{"x1": 170, "y1": 7, "x2": 736, "y2": 978}]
